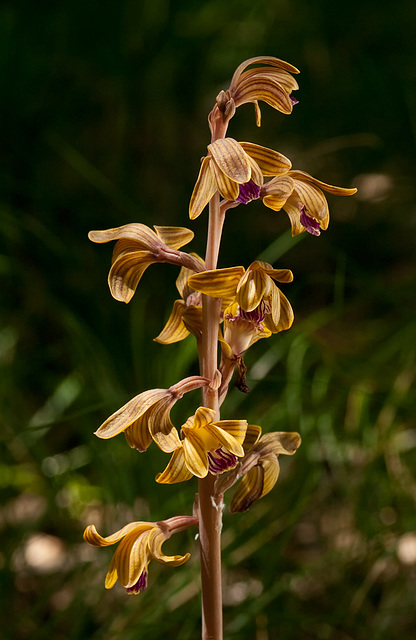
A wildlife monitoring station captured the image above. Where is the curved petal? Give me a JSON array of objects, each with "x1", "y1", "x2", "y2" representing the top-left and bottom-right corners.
[
  {"x1": 148, "y1": 396, "x2": 182, "y2": 453},
  {"x1": 259, "y1": 456, "x2": 280, "y2": 498},
  {"x1": 240, "y1": 142, "x2": 292, "y2": 176},
  {"x1": 124, "y1": 414, "x2": 153, "y2": 451},
  {"x1": 237, "y1": 67, "x2": 300, "y2": 93},
  {"x1": 188, "y1": 406, "x2": 217, "y2": 430},
  {"x1": 83, "y1": 522, "x2": 150, "y2": 547},
  {"x1": 175, "y1": 255, "x2": 205, "y2": 298},
  {"x1": 288, "y1": 170, "x2": 357, "y2": 196},
  {"x1": 208, "y1": 138, "x2": 251, "y2": 184},
  {"x1": 95, "y1": 389, "x2": 170, "y2": 439},
  {"x1": 147, "y1": 527, "x2": 191, "y2": 566},
  {"x1": 236, "y1": 268, "x2": 268, "y2": 312},
  {"x1": 233, "y1": 75, "x2": 293, "y2": 115},
  {"x1": 156, "y1": 448, "x2": 193, "y2": 484},
  {"x1": 257, "y1": 262, "x2": 293, "y2": 283},
  {"x1": 188, "y1": 266, "x2": 245, "y2": 301},
  {"x1": 229, "y1": 56, "x2": 299, "y2": 94},
  {"x1": 108, "y1": 251, "x2": 154, "y2": 303},
  {"x1": 243, "y1": 424, "x2": 262, "y2": 452},
  {"x1": 230, "y1": 465, "x2": 264, "y2": 513},
  {"x1": 182, "y1": 305, "x2": 203, "y2": 340},
  {"x1": 153, "y1": 226, "x2": 194, "y2": 250},
  {"x1": 282, "y1": 200, "x2": 306, "y2": 236},
  {"x1": 88, "y1": 223, "x2": 159, "y2": 248},
  {"x1": 154, "y1": 300, "x2": 190, "y2": 344},
  {"x1": 112, "y1": 527, "x2": 152, "y2": 588},
  {"x1": 256, "y1": 431, "x2": 302, "y2": 456},
  {"x1": 189, "y1": 156, "x2": 217, "y2": 220}
]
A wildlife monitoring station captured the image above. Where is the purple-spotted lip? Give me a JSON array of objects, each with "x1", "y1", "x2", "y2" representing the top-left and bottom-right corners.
[
  {"x1": 300, "y1": 208, "x2": 321, "y2": 236},
  {"x1": 236, "y1": 180, "x2": 261, "y2": 204},
  {"x1": 208, "y1": 448, "x2": 238, "y2": 474},
  {"x1": 126, "y1": 570, "x2": 148, "y2": 594}
]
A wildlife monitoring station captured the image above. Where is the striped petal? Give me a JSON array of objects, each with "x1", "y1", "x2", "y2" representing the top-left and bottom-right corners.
[
  {"x1": 153, "y1": 226, "x2": 194, "y2": 249},
  {"x1": 208, "y1": 138, "x2": 251, "y2": 184},
  {"x1": 182, "y1": 432, "x2": 210, "y2": 477},
  {"x1": 240, "y1": 142, "x2": 292, "y2": 176},
  {"x1": 292, "y1": 180, "x2": 329, "y2": 222},
  {"x1": 208, "y1": 422, "x2": 246, "y2": 455},
  {"x1": 289, "y1": 170, "x2": 357, "y2": 196},
  {"x1": 89, "y1": 223, "x2": 160, "y2": 248},
  {"x1": 210, "y1": 158, "x2": 240, "y2": 201},
  {"x1": 236, "y1": 268, "x2": 268, "y2": 312},
  {"x1": 189, "y1": 156, "x2": 217, "y2": 220},
  {"x1": 156, "y1": 448, "x2": 194, "y2": 484},
  {"x1": 95, "y1": 388, "x2": 170, "y2": 439},
  {"x1": 188, "y1": 266, "x2": 245, "y2": 301},
  {"x1": 262, "y1": 175, "x2": 295, "y2": 210},
  {"x1": 111, "y1": 527, "x2": 152, "y2": 588},
  {"x1": 83, "y1": 522, "x2": 150, "y2": 547},
  {"x1": 230, "y1": 465, "x2": 264, "y2": 513},
  {"x1": 154, "y1": 300, "x2": 190, "y2": 344},
  {"x1": 147, "y1": 527, "x2": 190, "y2": 566},
  {"x1": 108, "y1": 250, "x2": 154, "y2": 303},
  {"x1": 243, "y1": 424, "x2": 262, "y2": 452},
  {"x1": 233, "y1": 75, "x2": 293, "y2": 115}
]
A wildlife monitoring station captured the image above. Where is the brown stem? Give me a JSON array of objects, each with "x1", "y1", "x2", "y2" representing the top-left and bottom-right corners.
[{"x1": 198, "y1": 191, "x2": 224, "y2": 640}]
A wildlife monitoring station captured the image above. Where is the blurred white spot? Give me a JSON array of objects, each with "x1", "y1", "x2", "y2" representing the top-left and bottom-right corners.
[
  {"x1": 23, "y1": 533, "x2": 66, "y2": 573},
  {"x1": 397, "y1": 532, "x2": 416, "y2": 565},
  {"x1": 354, "y1": 173, "x2": 393, "y2": 202}
]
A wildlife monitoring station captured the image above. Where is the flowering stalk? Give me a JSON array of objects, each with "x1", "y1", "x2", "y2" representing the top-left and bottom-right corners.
[{"x1": 83, "y1": 56, "x2": 356, "y2": 640}]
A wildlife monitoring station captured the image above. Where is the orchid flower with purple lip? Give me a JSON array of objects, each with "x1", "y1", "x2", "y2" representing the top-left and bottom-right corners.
[
  {"x1": 189, "y1": 138, "x2": 291, "y2": 220},
  {"x1": 260, "y1": 170, "x2": 358, "y2": 236},
  {"x1": 83, "y1": 515, "x2": 197, "y2": 595},
  {"x1": 155, "y1": 406, "x2": 248, "y2": 483}
]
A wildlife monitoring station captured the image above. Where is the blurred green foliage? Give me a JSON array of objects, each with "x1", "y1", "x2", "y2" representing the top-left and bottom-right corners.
[{"x1": 1, "y1": 0, "x2": 416, "y2": 638}]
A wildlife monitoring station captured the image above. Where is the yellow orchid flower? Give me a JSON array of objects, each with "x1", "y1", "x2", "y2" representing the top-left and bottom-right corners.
[
  {"x1": 156, "y1": 406, "x2": 247, "y2": 484},
  {"x1": 230, "y1": 431, "x2": 301, "y2": 512},
  {"x1": 188, "y1": 260, "x2": 294, "y2": 335},
  {"x1": 210, "y1": 56, "x2": 300, "y2": 135},
  {"x1": 88, "y1": 223, "x2": 204, "y2": 302},
  {"x1": 261, "y1": 170, "x2": 358, "y2": 236},
  {"x1": 189, "y1": 138, "x2": 291, "y2": 220},
  {"x1": 214, "y1": 431, "x2": 301, "y2": 511},
  {"x1": 154, "y1": 255, "x2": 204, "y2": 344},
  {"x1": 94, "y1": 376, "x2": 209, "y2": 453},
  {"x1": 83, "y1": 515, "x2": 198, "y2": 595}
]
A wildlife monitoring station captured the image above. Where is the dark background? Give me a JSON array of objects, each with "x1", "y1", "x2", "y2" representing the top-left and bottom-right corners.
[{"x1": 1, "y1": 1, "x2": 416, "y2": 638}]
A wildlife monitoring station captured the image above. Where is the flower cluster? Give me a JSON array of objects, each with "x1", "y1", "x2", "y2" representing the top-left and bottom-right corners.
[{"x1": 84, "y1": 55, "x2": 356, "y2": 602}]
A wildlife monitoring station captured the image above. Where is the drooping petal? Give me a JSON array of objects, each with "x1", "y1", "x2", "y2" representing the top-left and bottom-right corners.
[
  {"x1": 266, "y1": 290, "x2": 293, "y2": 333},
  {"x1": 108, "y1": 250, "x2": 154, "y2": 303},
  {"x1": 156, "y1": 448, "x2": 194, "y2": 484},
  {"x1": 181, "y1": 305, "x2": 203, "y2": 339},
  {"x1": 95, "y1": 389, "x2": 170, "y2": 440},
  {"x1": 153, "y1": 226, "x2": 194, "y2": 249},
  {"x1": 111, "y1": 527, "x2": 152, "y2": 589},
  {"x1": 240, "y1": 142, "x2": 292, "y2": 176},
  {"x1": 147, "y1": 527, "x2": 191, "y2": 566},
  {"x1": 233, "y1": 75, "x2": 294, "y2": 115},
  {"x1": 237, "y1": 67, "x2": 300, "y2": 94},
  {"x1": 188, "y1": 266, "x2": 245, "y2": 301},
  {"x1": 228, "y1": 56, "x2": 300, "y2": 94},
  {"x1": 259, "y1": 262, "x2": 294, "y2": 283},
  {"x1": 189, "y1": 156, "x2": 217, "y2": 220},
  {"x1": 154, "y1": 300, "x2": 190, "y2": 344},
  {"x1": 230, "y1": 465, "x2": 264, "y2": 513},
  {"x1": 124, "y1": 413, "x2": 153, "y2": 452},
  {"x1": 208, "y1": 138, "x2": 251, "y2": 184},
  {"x1": 288, "y1": 170, "x2": 358, "y2": 196},
  {"x1": 148, "y1": 395, "x2": 182, "y2": 453},
  {"x1": 189, "y1": 406, "x2": 217, "y2": 429}
]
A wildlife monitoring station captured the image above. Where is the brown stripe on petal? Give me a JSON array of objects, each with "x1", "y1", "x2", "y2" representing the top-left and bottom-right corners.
[{"x1": 208, "y1": 138, "x2": 251, "y2": 184}]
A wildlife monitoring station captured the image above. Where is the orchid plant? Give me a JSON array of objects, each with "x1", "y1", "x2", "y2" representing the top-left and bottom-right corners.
[{"x1": 83, "y1": 56, "x2": 357, "y2": 639}]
